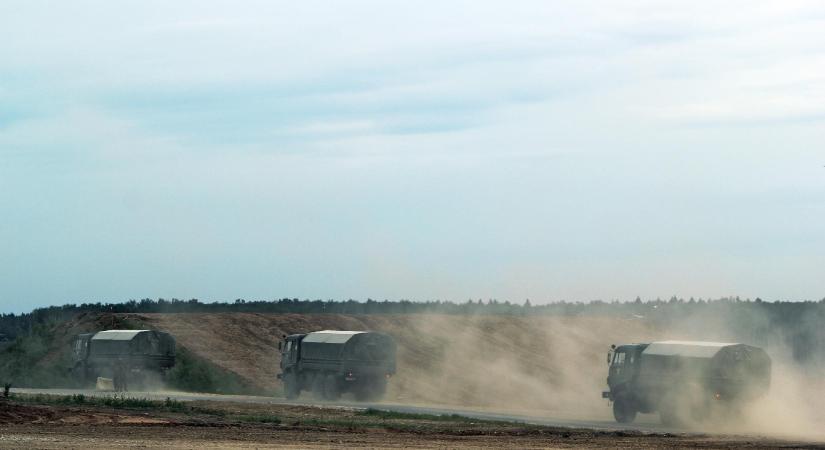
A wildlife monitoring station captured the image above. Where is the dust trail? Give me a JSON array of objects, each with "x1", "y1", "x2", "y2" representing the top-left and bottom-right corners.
[
  {"x1": 658, "y1": 309, "x2": 825, "y2": 438},
  {"x1": 384, "y1": 314, "x2": 660, "y2": 419},
  {"x1": 142, "y1": 310, "x2": 825, "y2": 439},
  {"x1": 380, "y1": 313, "x2": 824, "y2": 439}
]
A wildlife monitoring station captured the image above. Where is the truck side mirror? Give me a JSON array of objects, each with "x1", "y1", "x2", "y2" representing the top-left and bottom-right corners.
[
  {"x1": 278, "y1": 342, "x2": 282, "y2": 351},
  {"x1": 607, "y1": 350, "x2": 613, "y2": 365}
]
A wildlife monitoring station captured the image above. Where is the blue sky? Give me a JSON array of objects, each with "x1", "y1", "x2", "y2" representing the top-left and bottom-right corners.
[{"x1": 1, "y1": 1, "x2": 824, "y2": 313}]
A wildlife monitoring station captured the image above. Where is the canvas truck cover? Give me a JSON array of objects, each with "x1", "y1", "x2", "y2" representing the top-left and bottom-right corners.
[
  {"x1": 89, "y1": 330, "x2": 175, "y2": 357},
  {"x1": 643, "y1": 341, "x2": 738, "y2": 358},
  {"x1": 639, "y1": 340, "x2": 771, "y2": 390},
  {"x1": 301, "y1": 330, "x2": 396, "y2": 363}
]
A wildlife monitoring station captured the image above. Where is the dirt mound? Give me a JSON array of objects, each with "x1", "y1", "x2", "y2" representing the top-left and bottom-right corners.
[{"x1": 125, "y1": 312, "x2": 657, "y2": 415}]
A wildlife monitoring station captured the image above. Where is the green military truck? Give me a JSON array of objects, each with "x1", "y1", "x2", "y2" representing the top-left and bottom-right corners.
[
  {"x1": 71, "y1": 330, "x2": 176, "y2": 391},
  {"x1": 603, "y1": 340, "x2": 771, "y2": 425},
  {"x1": 278, "y1": 330, "x2": 396, "y2": 401}
]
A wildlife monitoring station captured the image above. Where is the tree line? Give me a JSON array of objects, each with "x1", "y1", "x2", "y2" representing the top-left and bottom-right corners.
[{"x1": 2, "y1": 297, "x2": 824, "y2": 367}]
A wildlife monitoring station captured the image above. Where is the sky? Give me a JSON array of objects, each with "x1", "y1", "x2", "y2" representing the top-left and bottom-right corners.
[{"x1": 1, "y1": 1, "x2": 824, "y2": 313}]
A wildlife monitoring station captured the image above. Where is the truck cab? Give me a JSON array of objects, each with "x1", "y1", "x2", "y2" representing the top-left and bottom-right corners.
[
  {"x1": 603, "y1": 343, "x2": 648, "y2": 423},
  {"x1": 279, "y1": 334, "x2": 306, "y2": 373},
  {"x1": 606, "y1": 344, "x2": 646, "y2": 394},
  {"x1": 277, "y1": 334, "x2": 306, "y2": 399}
]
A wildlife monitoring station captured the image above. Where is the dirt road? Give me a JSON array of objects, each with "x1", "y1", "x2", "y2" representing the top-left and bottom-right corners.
[
  {"x1": 4, "y1": 392, "x2": 825, "y2": 449},
  {"x1": 12, "y1": 387, "x2": 825, "y2": 447},
  {"x1": 9, "y1": 387, "x2": 665, "y2": 432},
  {"x1": 6, "y1": 424, "x2": 821, "y2": 449}
]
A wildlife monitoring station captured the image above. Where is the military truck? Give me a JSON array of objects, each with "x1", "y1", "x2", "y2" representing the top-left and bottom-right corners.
[
  {"x1": 71, "y1": 330, "x2": 176, "y2": 391},
  {"x1": 277, "y1": 330, "x2": 396, "y2": 401},
  {"x1": 603, "y1": 340, "x2": 771, "y2": 425}
]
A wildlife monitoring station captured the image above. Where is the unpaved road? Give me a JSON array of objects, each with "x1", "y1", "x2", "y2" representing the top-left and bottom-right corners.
[
  {"x1": 10, "y1": 387, "x2": 664, "y2": 432},
  {"x1": 13, "y1": 387, "x2": 825, "y2": 445},
  {"x1": 6, "y1": 424, "x2": 821, "y2": 450},
  {"x1": 4, "y1": 393, "x2": 825, "y2": 449}
]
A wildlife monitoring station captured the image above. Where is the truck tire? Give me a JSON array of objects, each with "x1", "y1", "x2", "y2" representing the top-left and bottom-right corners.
[
  {"x1": 660, "y1": 385, "x2": 702, "y2": 427},
  {"x1": 113, "y1": 372, "x2": 125, "y2": 392},
  {"x1": 323, "y1": 374, "x2": 340, "y2": 401},
  {"x1": 84, "y1": 368, "x2": 96, "y2": 387},
  {"x1": 354, "y1": 387, "x2": 369, "y2": 402},
  {"x1": 283, "y1": 372, "x2": 300, "y2": 400},
  {"x1": 71, "y1": 363, "x2": 88, "y2": 387},
  {"x1": 131, "y1": 371, "x2": 145, "y2": 391},
  {"x1": 311, "y1": 375, "x2": 326, "y2": 400},
  {"x1": 613, "y1": 397, "x2": 637, "y2": 424},
  {"x1": 354, "y1": 379, "x2": 386, "y2": 402}
]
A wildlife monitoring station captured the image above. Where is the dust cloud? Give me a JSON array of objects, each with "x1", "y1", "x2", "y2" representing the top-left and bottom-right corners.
[
  {"x1": 378, "y1": 313, "x2": 824, "y2": 439},
  {"x1": 384, "y1": 314, "x2": 659, "y2": 419},
  {"x1": 141, "y1": 310, "x2": 825, "y2": 439},
  {"x1": 659, "y1": 309, "x2": 825, "y2": 439}
]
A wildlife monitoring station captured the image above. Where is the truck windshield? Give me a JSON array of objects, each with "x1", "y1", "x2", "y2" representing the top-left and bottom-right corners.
[{"x1": 612, "y1": 351, "x2": 626, "y2": 366}]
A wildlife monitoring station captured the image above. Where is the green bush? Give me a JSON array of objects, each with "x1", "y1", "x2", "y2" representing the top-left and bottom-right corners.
[
  {"x1": 0, "y1": 323, "x2": 74, "y2": 388},
  {"x1": 165, "y1": 347, "x2": 263, "y2": 395}
]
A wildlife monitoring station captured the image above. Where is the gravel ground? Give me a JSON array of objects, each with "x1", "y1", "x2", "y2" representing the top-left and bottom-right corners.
[{"x1": 2, "y1": 398, "x2": 824, "y2": 449}]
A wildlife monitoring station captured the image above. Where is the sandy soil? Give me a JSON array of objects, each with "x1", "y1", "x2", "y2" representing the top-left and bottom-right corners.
[
  {"x1": 8, "y1": 425, "x2": 823, "y2": 450},
  {"x1": 2, "y1": 398, "x2": 824, "y2": 449}
]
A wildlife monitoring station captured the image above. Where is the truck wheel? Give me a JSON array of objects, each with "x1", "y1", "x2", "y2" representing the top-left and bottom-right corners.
[
  {"x1": 84, "y1": 368, "x2": 96, "y2": 387},
  {"x1": 613, "y1": 398, "x2": 637, "y2": 424},
  {"x1": 283, "y1": 373, "x2": 300, "y2": 400},
  {"x1": 323, "y1": 374, "x2": 340, "y2": 401},
  {"x1": 71, "y1": 364, "x2": 87, "y2": 387},
  {"x1": 354, "y1": 381, "x2": 386, "y2": 402},
  {"x1": 131, "y1": 372, "x2": 145, "y2": 391},
  {"x1": 311, "y1": 375, "x2": 326, "y2": 400},
  {"x1": 354, "y1": 386, "x2": 370, "y2": 402}
]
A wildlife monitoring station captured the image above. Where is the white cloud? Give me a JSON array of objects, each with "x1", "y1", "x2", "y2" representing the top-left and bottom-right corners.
[{"x1": 1, "y1": 0, "x2": 825, "y2": 310}]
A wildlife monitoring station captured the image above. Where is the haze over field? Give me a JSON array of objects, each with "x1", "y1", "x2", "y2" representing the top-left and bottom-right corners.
[{"x1": 1, "y1": 1, "x2": 824, "y2": 312}]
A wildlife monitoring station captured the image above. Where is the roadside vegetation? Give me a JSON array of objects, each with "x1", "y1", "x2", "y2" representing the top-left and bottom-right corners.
[
  {"x1": 271, "y1": 407, "x2": 536, "y2": 433},
  {"x1": 358, "y1": 408, "x2": 498, "y2": 423},
  {"x1": 165, "y1": 346, "x2": 266, "y2": 396},
  {"x1": 9, "y1": 393, "x2": 279, "y2": 420},
  {"x1": 12, "y1": 393, "x2": 523, "y2": 433},
  {"x1": 0, "y1": 322, "x2": 73, "y2": 389}
]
